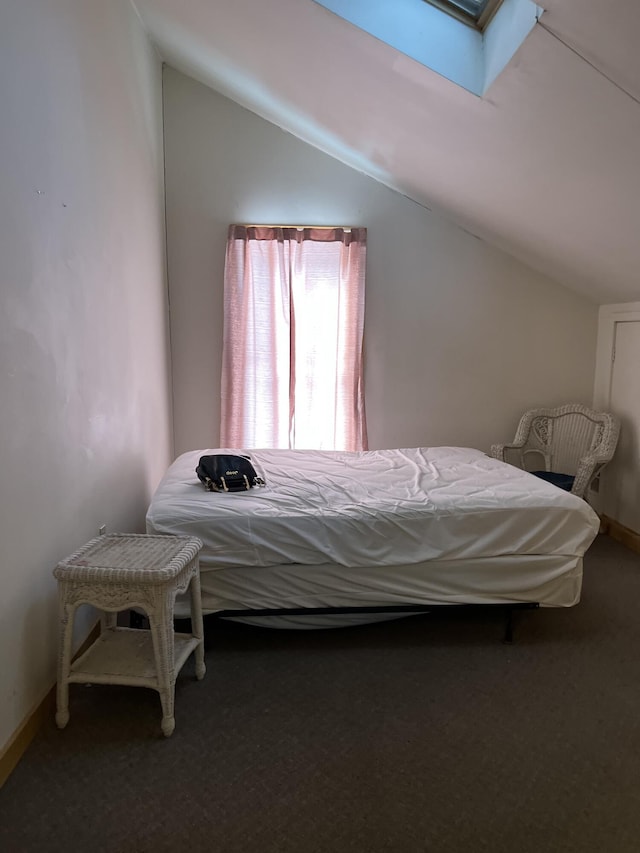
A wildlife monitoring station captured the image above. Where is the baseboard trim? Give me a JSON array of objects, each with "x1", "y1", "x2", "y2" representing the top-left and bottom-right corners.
[
  {"x1": 0, "y1": 621, "x2": 100, "y2": 789},
  {"x1": 0, "y1": 687, "x2": 56, "y2": 789},
  {"x1": 602, "y1": 515, "x2": 640, "y2": 555}
]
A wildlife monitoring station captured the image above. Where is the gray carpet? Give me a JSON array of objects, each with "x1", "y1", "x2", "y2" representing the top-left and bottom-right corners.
[{"x1": 2, "y1": 534, "x2": 640, "y2": 853}]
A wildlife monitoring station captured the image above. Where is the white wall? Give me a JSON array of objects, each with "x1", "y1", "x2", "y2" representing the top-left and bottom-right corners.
[
  {"x1": 164, "y1": 66, "x2": 598, "y2": 457},
  {"x1": 0, "y1": 1, "x2": 172, "y2": 753}
]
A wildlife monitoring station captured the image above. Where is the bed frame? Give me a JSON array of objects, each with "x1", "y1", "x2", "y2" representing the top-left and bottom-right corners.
[{"x1": 157, "y1": 601, "x2": 540, "y2": 644}]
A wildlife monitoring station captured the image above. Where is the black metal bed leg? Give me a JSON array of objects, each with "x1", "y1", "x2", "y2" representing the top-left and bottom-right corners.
[{"x1": 503, "y1": 608, "x2": 515, "y2": 644}]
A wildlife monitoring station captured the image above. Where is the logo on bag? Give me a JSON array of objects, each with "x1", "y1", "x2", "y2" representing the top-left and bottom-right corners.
[{"x1": 226, "y1": 469, "x2": 239, "y2": 476}]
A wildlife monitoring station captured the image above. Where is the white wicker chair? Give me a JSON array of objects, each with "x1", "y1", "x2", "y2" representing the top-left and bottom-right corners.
[{"x1": 490, "y1": 403, "x2": 620, "y2": 499}]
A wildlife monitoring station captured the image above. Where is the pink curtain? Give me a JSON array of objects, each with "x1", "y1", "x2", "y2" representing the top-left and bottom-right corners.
[{"x1": 221, "y1": 225, "x2": 368, "y2": 451}]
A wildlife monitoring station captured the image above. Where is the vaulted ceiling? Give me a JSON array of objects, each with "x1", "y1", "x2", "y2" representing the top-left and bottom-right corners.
[{"x1": 134, "y1": 0, "x2": 640, "y2": 305}]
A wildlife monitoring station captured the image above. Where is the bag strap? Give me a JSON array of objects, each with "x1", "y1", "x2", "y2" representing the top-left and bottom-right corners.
[{"x1": 219, "y1": 474, "x2": 252, "y2": 492}]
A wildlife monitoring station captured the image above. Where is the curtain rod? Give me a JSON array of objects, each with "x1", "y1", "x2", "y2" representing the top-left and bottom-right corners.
[{"x1": 241, "y1": 224, "x2": 355, "y2": 231}]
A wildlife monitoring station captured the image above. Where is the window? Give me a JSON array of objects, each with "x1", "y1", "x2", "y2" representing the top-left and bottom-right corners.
[
  {"x1": 423, "y1": 0, "x2": 505, "y2": 30},
  {"x1": 220, "y1": 225, "x2": 368, "y2": 452}
]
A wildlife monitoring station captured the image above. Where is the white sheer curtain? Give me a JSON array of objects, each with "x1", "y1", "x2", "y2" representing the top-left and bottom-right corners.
[{"x1": 220, "y1": 225, "x2": 367, "y2": 451}]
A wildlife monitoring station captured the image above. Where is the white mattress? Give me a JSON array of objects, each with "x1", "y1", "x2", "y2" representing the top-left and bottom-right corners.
[{"x1": 145, "y1": 446, "x2": 600, "y2": 621}]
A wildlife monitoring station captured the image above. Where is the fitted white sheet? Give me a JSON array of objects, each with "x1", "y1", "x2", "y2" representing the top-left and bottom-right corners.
[{"x1": 146, "y1": 447, "x2": 600, "y2": 622}]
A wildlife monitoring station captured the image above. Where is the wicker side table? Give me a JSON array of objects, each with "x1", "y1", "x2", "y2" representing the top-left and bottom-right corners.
[{"x1": 54, "y1": 533, "x2": 205, "y2": 737}]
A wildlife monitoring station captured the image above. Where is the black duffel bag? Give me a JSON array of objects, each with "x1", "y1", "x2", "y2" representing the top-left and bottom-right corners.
[{"x1": 196, "y1": 453, "x2": 265, "y2": 492}]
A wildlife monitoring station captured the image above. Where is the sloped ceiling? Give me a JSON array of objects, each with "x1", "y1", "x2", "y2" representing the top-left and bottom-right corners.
[{"x1": 134, "y1": 0, "x2": 640, "y2": 304}]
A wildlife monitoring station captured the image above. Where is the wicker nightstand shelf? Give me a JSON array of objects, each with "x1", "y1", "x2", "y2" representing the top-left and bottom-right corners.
[{"x1": 54, "y1": 533, "x2": 205, "y2": 737}]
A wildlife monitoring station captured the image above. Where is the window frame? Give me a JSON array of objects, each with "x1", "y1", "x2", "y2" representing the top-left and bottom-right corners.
[
  {"x1": 422, "y1": 0, "x2": 505, "y2": 31},
  {"x1": 220, "y1": 224, "x2": 368, "y2": 452}
]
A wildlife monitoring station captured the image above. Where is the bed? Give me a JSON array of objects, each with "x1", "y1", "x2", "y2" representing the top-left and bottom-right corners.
[{"x1": 145, "y1": 446, "x2": 600, "y2": 629}]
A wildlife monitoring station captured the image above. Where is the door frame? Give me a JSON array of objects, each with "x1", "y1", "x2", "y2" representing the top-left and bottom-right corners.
[
  {"x1": 594, "y1": 302, "x2": 640, "y2": 408},
  {"x1": 592, "y1": 302, "x2": 640, "y2": 526}
]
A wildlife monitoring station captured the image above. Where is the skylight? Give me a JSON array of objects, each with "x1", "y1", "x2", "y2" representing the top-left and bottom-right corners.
[
  {"x1": 313, "y1": 0, "x2": 542, "y2": 96},
  {"x1": 425, "y1": 0, "x2": 505, "y2": 31}
]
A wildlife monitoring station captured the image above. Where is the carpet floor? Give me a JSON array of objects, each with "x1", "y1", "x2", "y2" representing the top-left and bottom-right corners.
[{"x1": 1, "y1": 534, "x2": 640, "y2": 853}]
